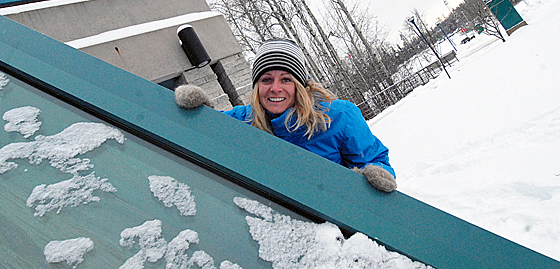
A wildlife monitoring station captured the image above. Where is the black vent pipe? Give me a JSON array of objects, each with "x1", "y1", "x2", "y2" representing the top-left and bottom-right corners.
[{"x1": 177, "y1": 24, "x2": 211, "y2": 68}]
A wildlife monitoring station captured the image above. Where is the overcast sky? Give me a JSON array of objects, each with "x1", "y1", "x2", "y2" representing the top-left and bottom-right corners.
[{"x1": 309, "y1": 0, "x2": 465, "y2": 44}]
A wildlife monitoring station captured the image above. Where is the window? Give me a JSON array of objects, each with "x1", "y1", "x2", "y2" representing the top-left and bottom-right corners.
[
  {"x1": 1, "y1": 71, "x2": 317, "y2": 268},
  {"x1": 0, "y1": 70, "x2": 432, "y2": 269}
]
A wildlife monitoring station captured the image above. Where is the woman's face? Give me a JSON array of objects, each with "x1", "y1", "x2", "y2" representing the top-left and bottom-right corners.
[{"x1": 257, "y1": 70, "x2": 296, "y2": 115}]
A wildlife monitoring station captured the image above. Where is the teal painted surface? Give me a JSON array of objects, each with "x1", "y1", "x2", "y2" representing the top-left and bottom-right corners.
[
  {"x1": 487, "y1": 0, "x2": 525, "y2": 30},
  {"x1": 1, "y1": 15, "x2": 559, "y2": 268},
  {"x1": 0, "y1": 0, "x2": 37, "y2": 7},
  {"x1": 0, "y1": 72, "x2": 301, "y2": 268}
]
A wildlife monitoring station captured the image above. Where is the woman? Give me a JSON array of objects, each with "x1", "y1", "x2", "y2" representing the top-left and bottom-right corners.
[{"x1": 175, "y1": 39, "x2": 396, "y2": 192}]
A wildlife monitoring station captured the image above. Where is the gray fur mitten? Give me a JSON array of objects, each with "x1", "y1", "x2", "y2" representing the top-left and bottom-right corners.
[
  {"x1": 175, "y1": 84, "x2": 214, "y2": 109},
  {"x1": 352, "y1": 164, "x2": 397, "y2": 192}
]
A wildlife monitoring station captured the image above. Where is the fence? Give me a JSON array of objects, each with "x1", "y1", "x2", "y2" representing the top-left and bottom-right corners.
[{"x1": 358, "y1": 50, "x2": 458, "y2": 120}]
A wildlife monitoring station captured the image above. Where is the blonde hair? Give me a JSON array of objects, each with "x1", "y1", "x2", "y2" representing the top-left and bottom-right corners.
[{"x1": 248, "y1": 75, "x2": 337, "y2": 139}]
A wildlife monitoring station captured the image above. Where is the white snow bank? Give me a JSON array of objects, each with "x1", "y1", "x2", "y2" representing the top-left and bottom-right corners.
[
  {"x1": 370, "y1": 0, "x2": 560, "y2": 261},
  {"x1": 44, "y1": 237, "x2": 94, "y2": 268},
  {"x1": 3, "y1": 106, "x2": 42, "y2": 138},
  {"x1": 234, "y1": 197, "x2": 432, "y2": 269}
]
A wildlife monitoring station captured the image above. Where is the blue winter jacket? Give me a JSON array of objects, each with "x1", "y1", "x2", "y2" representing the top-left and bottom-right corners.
[{"x1": 223, "y1": 99, "x2": 395, "y2": 177}]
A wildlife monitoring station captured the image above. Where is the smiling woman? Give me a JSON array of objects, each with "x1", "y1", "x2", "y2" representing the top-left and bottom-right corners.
[
  {"x1": 175, "y1": 38, "x2": 398, "y2": 193},
  {"x1": 256, "y1": 70, "x2": 296, "y2": 115}
]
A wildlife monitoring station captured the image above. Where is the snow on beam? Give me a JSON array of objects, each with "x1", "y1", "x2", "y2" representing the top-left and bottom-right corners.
[
  {"x1": 0, "y1": 0, "x2": 90, "y2": 15},
  {"x1": 64, "y1": 11, "x2": 222, "y2": 49}
]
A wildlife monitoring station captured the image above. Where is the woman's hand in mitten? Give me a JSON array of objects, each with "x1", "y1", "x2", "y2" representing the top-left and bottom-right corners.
[
  {"x1": 175, "y1": 84, "x2": 214, "y2": 109},
  {"x1": 352, "y1": 164, "x2": 397, "y2": 192}
]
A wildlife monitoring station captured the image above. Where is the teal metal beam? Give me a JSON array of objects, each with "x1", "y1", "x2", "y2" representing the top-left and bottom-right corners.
[
  {"x1": 0, "y1": 0, "x2": 39, "y2": 7},
  {"x1": 1, "y1": 15, "x2": 558, "y2": 268}
]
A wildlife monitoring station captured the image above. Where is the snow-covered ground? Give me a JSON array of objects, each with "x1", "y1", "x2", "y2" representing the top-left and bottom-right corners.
[{"x1": 369, "y1": 0, "x2": 560, "y2": 261}]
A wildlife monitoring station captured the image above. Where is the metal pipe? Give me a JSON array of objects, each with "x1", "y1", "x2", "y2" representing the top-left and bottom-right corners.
[
  {"x1": 437, "y1": 22, "x2": 457, "y2": 52},
  {"x1": 408, "y1": 17, "x2": 451, "y2": 79}
]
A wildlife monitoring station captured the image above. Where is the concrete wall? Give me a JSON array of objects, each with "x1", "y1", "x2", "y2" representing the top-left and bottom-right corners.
[
  {"x1": 2, "y1": 0, "x2": 252, "y2": 109},
  {"x1": 4, "y1": 0, "x2": 211, "y2": 42},
  {"x1": 73, "y1": 14, "x2": 241, "y2": 83},
  {"x1": 218, "y1": 53, "x2": 253, "y2": 103}
]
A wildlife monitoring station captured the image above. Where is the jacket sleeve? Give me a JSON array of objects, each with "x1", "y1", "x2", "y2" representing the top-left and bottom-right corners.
[
  {"x1": 222, "y1": 105, "x2": 251, "y2": 122},
  {"x1": 339, "y1": 103, "x2": 396, "y2": 178}
]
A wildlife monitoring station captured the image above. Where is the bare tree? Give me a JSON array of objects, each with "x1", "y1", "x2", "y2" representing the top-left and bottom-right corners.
[
  {"x1": 411, "y1": 9, "x2": 438, "y2": 45},
  {"x1": 329, "y1": 0, "x2": 393, "y2": 89},
  {"x1": 297, "y1": 0, "x2": 361, "y2": 102},
  {"x1": 460, "y1": 0, "x2": 506, "y2": 42},
  {"x1": 209, "y1": 0, "x2": 256, "y2": 53}
]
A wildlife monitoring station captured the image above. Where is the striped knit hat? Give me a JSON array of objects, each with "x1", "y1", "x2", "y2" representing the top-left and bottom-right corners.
[{"x1": 252, "y1": 39, "x2": 308, "y2": 87}]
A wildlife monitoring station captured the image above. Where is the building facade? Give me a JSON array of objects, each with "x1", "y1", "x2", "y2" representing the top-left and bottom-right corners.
[{"x1": 1, "y1": 0, "x2": 252, "y2": 110}]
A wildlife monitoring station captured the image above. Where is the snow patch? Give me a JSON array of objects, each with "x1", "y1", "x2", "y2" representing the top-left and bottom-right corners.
[
  {"x1": 233, "y1": 197, "x2": 273, "y2": 221},
  {"x1": 119, "y1": 220, "x2": 168, "y2": 269},
  {"x1": 149, "y1": 175, "x2": 196, "y2": 216},
  {"x1": 165, "y1": 229, "x2": 199, "y2": 269},
  {"x1": 26, "y1": 172, "x2": 116, "y2": 217},
  {"x1": 3, "y1": 106, "x2": 42, "y2": 138},
  {"x1": 0, "y1": 122, "x2": 125, "y2": 174},
  {"x1": 119, "y1": 220, "x2": 242, "y2": 269},
  {"x1": 44, "y1": 237, "x2": 94, "y2": 268},
  {"x1": 219, "y1": 261, "x2": 244, "y2": 269},
  {"x1": 187, "y1": 251, "x2": 216, "y2": 268},
  {"x1": 234, "y1": 197, "x2": 433, "y2": 269},
  {"x1": 0, "y1": 72, "x2": 8, "y2": 89}
]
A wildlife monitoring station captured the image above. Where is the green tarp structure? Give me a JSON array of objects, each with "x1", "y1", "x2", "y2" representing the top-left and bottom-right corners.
[{"x1": 486, "y1": 0, "x2": 528, "y2": 35}]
